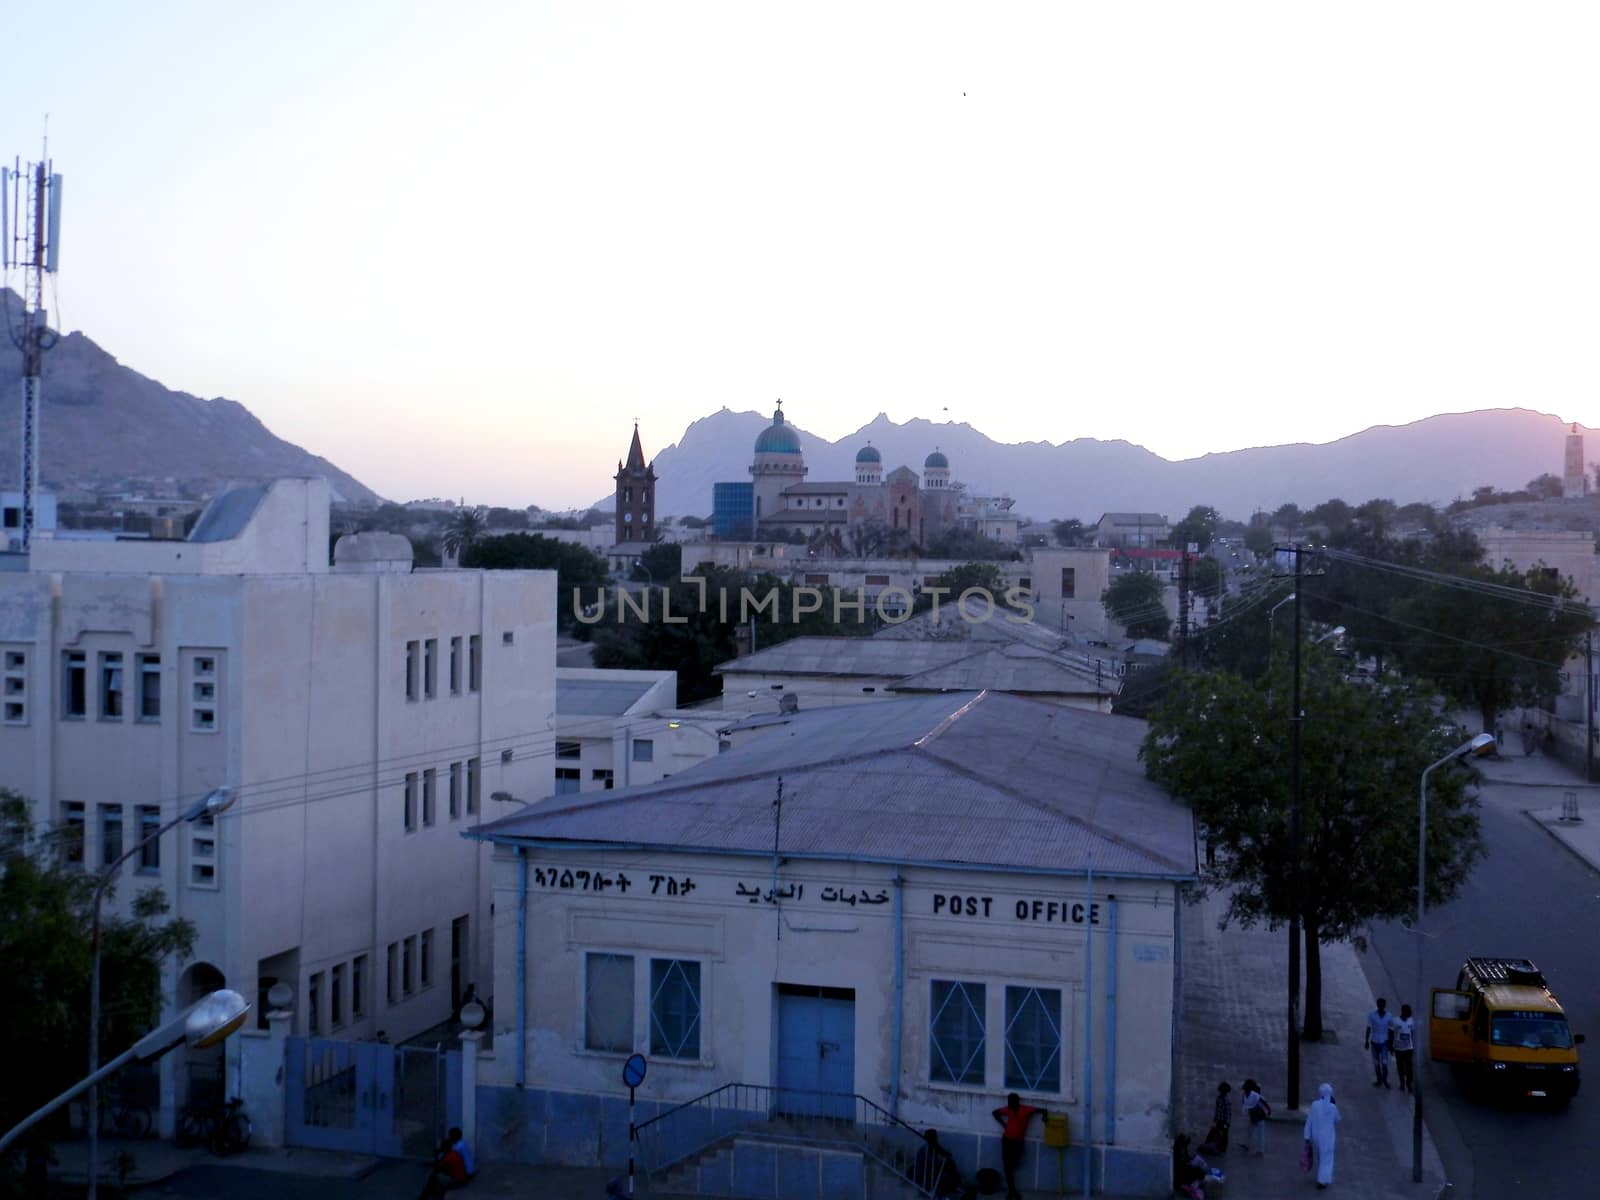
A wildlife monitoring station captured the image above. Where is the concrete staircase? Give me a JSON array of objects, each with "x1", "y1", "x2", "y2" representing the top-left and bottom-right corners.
[{"x1": 649, "y1": 1121, "x2": 929, "y2": 1200}]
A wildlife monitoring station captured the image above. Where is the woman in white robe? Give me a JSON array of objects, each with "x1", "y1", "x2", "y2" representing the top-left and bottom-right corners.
[{"x1": 1302, "y1": 1082, "x2": 1340, "y2": 1187}]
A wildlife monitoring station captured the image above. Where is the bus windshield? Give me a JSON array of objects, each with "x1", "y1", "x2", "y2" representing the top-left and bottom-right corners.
[{"x1": 1490, "y1": 1011, "x2": 1573, "y2": 1050}]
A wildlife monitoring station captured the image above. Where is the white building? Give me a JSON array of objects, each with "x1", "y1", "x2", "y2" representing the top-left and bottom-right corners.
[
  {"x1": 0, "y1": 478, "x2": 556, "y2": 1121},
  {"x1": 551, "y1": 668, "x2": 726, "y2": 797},
  {"x1": 470, "y1": 692, "x2": 1194, "y2": 1196}
]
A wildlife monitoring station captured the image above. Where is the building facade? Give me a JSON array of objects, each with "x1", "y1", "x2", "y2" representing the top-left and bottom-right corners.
[{"x1": 0, "y1": 479, "x2": 556, "y2": 1122}]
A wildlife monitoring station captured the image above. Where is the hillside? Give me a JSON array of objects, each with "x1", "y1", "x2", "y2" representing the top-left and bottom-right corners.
[
  {"x1": 0, "y1": 289, "x2": 380, "y2": 504},
  {"x1": 617, "y1": 405, "x2": 1592, "y2": 523}
]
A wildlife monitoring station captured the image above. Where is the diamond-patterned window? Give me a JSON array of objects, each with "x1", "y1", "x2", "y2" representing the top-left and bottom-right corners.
[
  {"x1": 650, "y1": 959, "x2": 701, "y2": 1060},
  {"x1": 586, "y1": 953, "x2": 635, "y2": 1053},
  {"x1": 1004, "y1": 986, "x2": 1062, "y2": 1093},
  {"x1": 930, "y1": 980, "x2": 986, "y2": 1085}
]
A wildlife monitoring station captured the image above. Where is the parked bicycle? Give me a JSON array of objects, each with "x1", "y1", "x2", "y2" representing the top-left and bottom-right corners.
[
  {"x1": 98, "y1": 1094, "x2": 153, "y2": 1139},
  {"x1": 211, "y1": 1097, "x2": 251, "y2": 1156},
  {"x1": 175, "y1": 1097, "x2": 251, "y2": 1155}
]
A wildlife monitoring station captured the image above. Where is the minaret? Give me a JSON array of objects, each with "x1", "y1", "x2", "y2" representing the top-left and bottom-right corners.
[
  {"x1": 1564, "y1": 422, "x2": 1586, "y2": 499},
  {"x1": 614, "y1": 423, "x2": 657, "y2": 542}
]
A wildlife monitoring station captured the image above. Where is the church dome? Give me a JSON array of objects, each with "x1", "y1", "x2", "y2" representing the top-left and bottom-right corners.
[
  {"x1": 754, "y1": 408, "x2": 802, "y2": 455},
  {"x1": 855, "y1": 444, "x2": 882, "y2": 464},
  {"x1": 924, "y1": 450, "x2": 949, "y2": 469}
]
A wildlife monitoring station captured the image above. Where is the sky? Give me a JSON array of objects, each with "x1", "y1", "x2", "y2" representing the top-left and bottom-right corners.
[{"x1": 4, "y1": 1, "x2": 1599, "y2": 507}]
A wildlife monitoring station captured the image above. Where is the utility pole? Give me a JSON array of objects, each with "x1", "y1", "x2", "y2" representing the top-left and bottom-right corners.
[
  {"x1": 1178, "y1": 550, "x2": 1190, "y2": 667},
  {"x1": 1288, "y1": 548, "x2": 1303, "y2": 1112},
  {"x1": 2, "y1": 146, "x2": 63, "y2": 553},
  {"x1": 1587, "y1": 632, "x2": 1594, "y2": 782}
]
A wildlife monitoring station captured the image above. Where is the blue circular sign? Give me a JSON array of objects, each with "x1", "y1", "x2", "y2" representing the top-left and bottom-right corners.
[{"x1": 623, "y1": 1053, "x2": 648, "y2": 1088}]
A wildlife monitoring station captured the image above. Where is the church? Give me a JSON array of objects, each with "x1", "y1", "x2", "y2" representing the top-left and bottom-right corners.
[{"x1": 732, "y1": 403, "x2": 962, "y2": 551}]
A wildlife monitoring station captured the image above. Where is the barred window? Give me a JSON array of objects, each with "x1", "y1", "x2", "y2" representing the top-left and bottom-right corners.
[
  {"x1": 650, "y1": 959, "x2": 701, "y2": 1060},
  {"x1": 930, "y1": 980, "x2": 986, "y2": 1085},
  {"x1": 1004, "y1": 986, "x2": 1062, "y2": 1093},
  {"x1": 585, "y1": 953, "x2": 635, "y2": 1052}
]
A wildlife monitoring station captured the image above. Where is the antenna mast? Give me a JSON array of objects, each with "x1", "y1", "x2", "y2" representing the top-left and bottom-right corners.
[{"x1": 2, "y1": 144, "x2": 63, "y2": 552}]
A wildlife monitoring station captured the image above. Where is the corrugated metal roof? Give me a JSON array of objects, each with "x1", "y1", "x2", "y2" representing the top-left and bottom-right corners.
[
  {"x1": 557, "y1": 677, "x2": 655, "y2": 716},
  {"x1": 188, "y1": 485, "x2": 268, "y2": 543},
  {"x1": 473, "y1": 691, "x2": 1195, "y2": 878},
  {"x1": 716, "y1": 637, "x2": 977, "y2": 679},
  {"x1": 892, "y1": 647, "x2": 1109, "y2": 695}
]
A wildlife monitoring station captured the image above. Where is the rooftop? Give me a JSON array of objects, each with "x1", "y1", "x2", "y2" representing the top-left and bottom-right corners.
[
  {"x1": 473, "y1": 691, "x2": 1195, "y2": 877},
  {"x1": 892, "y1": 644, "x2": 1111, "y2": 696},
  {"x1": 556, "y1": 677, "x2": 657, "y2": 716},
  {"x1": 716, "y1": 637, "x2": 978, "y2": 679}
]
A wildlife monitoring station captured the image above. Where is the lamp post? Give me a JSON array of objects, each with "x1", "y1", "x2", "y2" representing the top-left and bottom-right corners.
[
  {"x1": 1268, "y1": 592, "x2": 1296, "y2": 641},
  {"x1": 87, "y1": 785, "x2": 235, "y2": 1200},
  {"x1": 1, "y1": 989, "x2": 250, "y2": 1159},
  {"x1": 1413, "y1": 733, "x2": 1495, "y2": 1181}
]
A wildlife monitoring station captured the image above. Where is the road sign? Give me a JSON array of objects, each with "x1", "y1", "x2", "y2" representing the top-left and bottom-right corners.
[{"x1": 623, "y1": 1053, "x2": 647, "y2": 1089}]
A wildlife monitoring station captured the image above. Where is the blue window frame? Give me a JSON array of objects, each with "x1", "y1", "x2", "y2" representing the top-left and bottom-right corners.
[
  {"x1": 650, "y1": 959, "x2": 701, "y2": 1060},
  {"x1": 930, "y1": 980, "x2": 986, "y2": 1085},
  {"x1": 1004, "y1": 986, "x2": 1062, "y2": 1093}
]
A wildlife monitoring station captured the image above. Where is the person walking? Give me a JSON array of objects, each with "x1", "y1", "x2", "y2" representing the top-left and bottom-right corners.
[
  {"x1": 1198, "y1": 1081, "x2": 1231, "y2": 1154},
  {"x1": 1365, "y1": 996, "x2": 1393, "y2": 1087},
  {"x1": 1240, "y1": 1078, "x2": 1270, "y2": 1157},
  {"x1": 1302, "y1": 1083, "x2": 1340, "y2": 1189},
  {"x1": 1392, "y1": 1004, "x2": 1417, "y2": 1093},
  {"x1": 991, "y1": 1092, "x2": 1044, "y2": 1200}
]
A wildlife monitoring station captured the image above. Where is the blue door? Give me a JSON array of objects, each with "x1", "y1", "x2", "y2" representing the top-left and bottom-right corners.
[{"x1": 777, "y1": 987, "x2": 856, "y2": 1119}]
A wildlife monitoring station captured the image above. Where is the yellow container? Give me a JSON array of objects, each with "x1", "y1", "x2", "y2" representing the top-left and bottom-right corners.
[{"x1": 1044, "y1": 1112, "x2": 1070, "y2": 1148}]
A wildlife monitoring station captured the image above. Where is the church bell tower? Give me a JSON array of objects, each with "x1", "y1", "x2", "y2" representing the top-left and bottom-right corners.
[{"x1": 615, "y1": 423, "x2": 657, "y2": 542}]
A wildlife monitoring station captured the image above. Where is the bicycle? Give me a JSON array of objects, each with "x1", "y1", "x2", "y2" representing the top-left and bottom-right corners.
[
  {"x1": 175, "y1": 1099, "x2": 220, "y2": 1149},
  {"x1": 209, "y1": 1097, "x2": 251, "y2": 1156},
  {"x1": 98, "y1": 1095, "x2": 153, "y2": 1139}
]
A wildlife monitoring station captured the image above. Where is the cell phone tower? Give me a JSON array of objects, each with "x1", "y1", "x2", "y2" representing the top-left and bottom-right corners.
[{"x1": 2, "y1": 144, "x2": 64, "y2": 551}]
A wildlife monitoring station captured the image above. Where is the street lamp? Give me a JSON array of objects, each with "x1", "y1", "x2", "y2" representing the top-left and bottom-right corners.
[
  {"x1": 1268, "y1": 592, "x2": 1296, "y2": 640},
  {"x1": 1313, "y1": 625, "x2": 1346, "y2": 646},
  {"x1": 0, "y1": 989, "x2": 250, "y2": 1159},
  {"x1": 1412, "y1": 732, "x2": 1495, "y2": 1181},
  {"x1": 87, "y1": 785, "x2": 235, "y2": 1199}
]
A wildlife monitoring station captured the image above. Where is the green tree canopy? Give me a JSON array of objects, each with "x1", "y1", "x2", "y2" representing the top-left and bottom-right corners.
[
  {"x1": 631, "y1": 542, "x2": 684, "y2": 584},
  {"x1": 1141, "y1": 656, "x2": 1485, "y2": 1038},
  {"x1": 1190, "y1": 556, "x2": 1224, "y2": 601},
  {"x1": 0, "y1": 793, "x2": 196, "y2": 1157},
  {"x1": 462, "y1": 533, "x2": 610, "y2": 631},
  {"x1": 1103, "y1": 571, "x2": 1171, "y2": 640},
  {"x1": 1170, "y1": 505, "x2": 1219, "y2": 552},
  {"x1": 1053, "y1": 518, "x2": 1088, "y2": 547},
  {"x1": 441, "y1": 507, "x2": 486, "y2": 558},
  {"x1": 926, "y1": 529, "x2": 1018, "y2": 561}
]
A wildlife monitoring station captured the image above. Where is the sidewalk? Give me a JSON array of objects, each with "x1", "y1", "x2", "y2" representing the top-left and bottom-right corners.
[
  {"x1": 1177, "y1": 887, "x2": 1448, "y2": 1199},
  {"x1": 1479, "y1": 747, "x2": 1600, "y2": 876}
]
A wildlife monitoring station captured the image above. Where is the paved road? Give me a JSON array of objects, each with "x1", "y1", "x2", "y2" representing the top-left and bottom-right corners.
[{"x1": 1368, "y1": 777, "x2": 1600, "y2": 1198}]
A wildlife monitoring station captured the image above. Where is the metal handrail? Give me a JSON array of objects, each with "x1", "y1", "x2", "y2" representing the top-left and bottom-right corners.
[{"x1": 634, "y1": 1082, "x2": 935, "y2": 1195}]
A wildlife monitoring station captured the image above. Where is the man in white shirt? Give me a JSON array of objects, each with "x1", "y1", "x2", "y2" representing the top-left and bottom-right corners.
[{"x1": 1364, "y1": 996, "x2": 1393, "y2": 1088}]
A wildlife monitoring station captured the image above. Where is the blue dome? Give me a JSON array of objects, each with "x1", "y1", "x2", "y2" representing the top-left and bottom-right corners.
[
  {"x1": 924, "y1": 450, "x2": 949, "y2": 469},
  {"x1": 754, "y1": 409, "x2": 802, "y2": 455},
  {"x1": 855, "y1": 444, "x2": 881, "y2": 464}
]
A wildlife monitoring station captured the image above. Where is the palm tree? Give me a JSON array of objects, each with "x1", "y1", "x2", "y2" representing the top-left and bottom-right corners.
[{"x1": 442, "y1": 507, "x2": 486, "y2": 560}]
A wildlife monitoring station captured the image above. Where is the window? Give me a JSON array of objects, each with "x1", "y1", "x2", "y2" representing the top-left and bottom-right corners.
[
  {"x1": 555, "y1": 768, "x2": 581, "y2": 795},
  {"x1": 62, "y1": 801, "x2": 85, "y2": 865},
  {"x1": 3, "y1": 648, "x2": 27, "y2": 724},
  {"x1": 308, "y1": 971, "x2": 323, "y2": 1036},
  {"x1": 331, "y1": 964, "x2": 345, "y2": 1028},
  {"x1": 805, "y1": 573, "x2": 829, "y2": 585},
  {"x1": 422, "y1": 638, "x2": 439, "y2": 698},
  {"x1": 449, "y1": 636, "x2": 463, "y2": 695},
  {"x1": 423, "y1": 768, "x2": 437, "y2": 826},
  {"x1": 386, "y1": 942, "x2": 398, "y2": 1005},
  {"x1": 592, "y1": 769, "x2": 614, "y2": 789},
  {"x1": 402, "y1": 936, "x2": 416, "y2": 995},
  {"x1": 1060, "y1": 568, "x2": 1076, "y2": 599},
  {"x1": 556, "y1": 741, "x2": 581, "y2": 760},
  {"x1": 500, "y1": 748, "x2": 514, "y2": 766},
  {"x1": 99, "y1": 652, "x2": 124, "y2": 720},
  {"x1": 353, "y1": 954, "x2": 367, "y2": 1018},
  {"x1": 63, "y1": 651, "x2": 87, "y2": 719},
  {"x1": 449, "y1": 761, "x2": 462, "y2": 819},
  {"x1": 632, "y1": 739, "x2": 654, "y2": 763},
  {"x1": 865, "y1": 574, "x2": 890, "y2": 587},
  {"x1": 190, "y1": 822, "x2": 217, "y2": 887},
  {"x1": 502, "y1": 630, "x2": 514, "y2": 646},
  {"x1": 98, "y1": 805, "x2": 124, "y2": 866},
  {"x1": 137, "y1": 806, "x2": 161, "y2": 873},
  {"x1": 404, "y1": 772, "x2": 418, "y2": 832},
  {"x1": 137, "y1": 654, "x2": 161, "y2": 720},
  {"x1": 405, "y1": 640, "x2": 419, "y2": 701},
  {"x1": 190, "y1": 655, "x2": 218, "y2": 732},
  {"x1": 468, "y1": 635, "x2": 482, "y2": 692},
  {"x1": 930, "y1": 980, "x2": 986, "y2": 1085},
  {"x1": 586, "y1": 953, "x2": 635, "y2": 1052},
  {"x1": 420, "y1": 929, "x2": 434, "y2": 988},
  {"x1": 466, "y1": 757, "x2": 480, "y2": 814},
  {"x1": 1004, "y1": 986, "x2": 1062, "y2": 1093},
  {"x1": 649, "y1": 959, "x2": 702, "y2": 1060}
]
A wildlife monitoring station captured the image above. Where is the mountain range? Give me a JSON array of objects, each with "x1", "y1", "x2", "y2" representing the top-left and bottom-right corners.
[
  {"x1": 0, "y1": 289, "x2": 379, "y2": 505},
  {"x1": 619, "y1": 405, "x2": 1593, "y2": 523}
]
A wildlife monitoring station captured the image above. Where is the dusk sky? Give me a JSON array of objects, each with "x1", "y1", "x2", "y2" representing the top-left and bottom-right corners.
[{"x1": 4, "y1": 2, "x2": 1598, "y2": 507}]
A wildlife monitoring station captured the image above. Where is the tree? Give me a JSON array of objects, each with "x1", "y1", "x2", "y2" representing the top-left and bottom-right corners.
[
  {"x1": 1170, "y1": 505, "x2": 1219, "y2": 553},
  {"x1": 926, "y1": 529, "x2": 1016, "y2": 561},
  {"x1": 632, "y1": 542, "x2": 683, "y2": 584},
  {"x1": 462, "y1": 534, "x2": 609, "y2": 631},
  {"x1": 1305, "y1": 498, "x2": 1353, "y2": 537},
  {"x1": 1053, "y1": 518, "x2": 1088, "y2": 548},
  {"x1": 0, "y1": 793, "x2": 196, "y2": 1164},
  {"x1": 1526, "y1": 473, "x2": 1564, "y2": 501},
  {"x1": 1141, "y1": 653, "x2": 1486, "y2": 1038},
  {"x1": 1242, "y1": 516, "x2": 1274, "y2": 558},
  {"x1": 1102, "y1": 572, "x2": 1171, "y2": 640},
  {"x1": 1190, "y1": 556, "x2": 1224, "y2": 601},
  {"x1": 441, "y1": 507, "x2": 487, "y2": 558}
]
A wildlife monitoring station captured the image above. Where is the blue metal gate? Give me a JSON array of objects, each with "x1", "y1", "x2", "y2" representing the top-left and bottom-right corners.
[
  {"x1": 776, "y1": 987, "x2": 856, "y2": 1119},
  {"x1": 285, "y1": 1037, "x2": 460, "y2": 1157}
]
